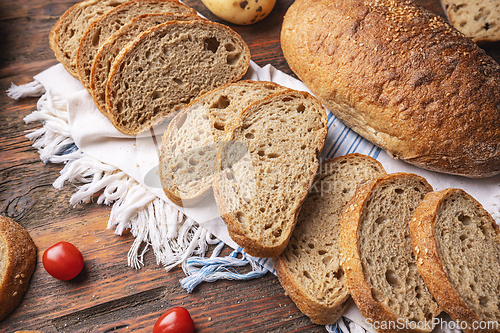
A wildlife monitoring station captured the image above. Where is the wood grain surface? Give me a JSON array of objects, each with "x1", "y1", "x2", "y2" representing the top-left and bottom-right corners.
[{"x1": 0, "y1": 0, "x2": 499, "y2": 332}]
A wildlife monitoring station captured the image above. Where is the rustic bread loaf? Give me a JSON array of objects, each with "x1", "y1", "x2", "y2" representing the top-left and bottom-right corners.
[
  {"x1": 410, "y1": 188, "x2": 500, "y2": 333},
  {"x1": 49, "y1": 0, "x2": 131, "y2": 78},
  {"x1": 273, "y1": 154, "x2": 387, "y2": 325},
  {"x1": 212, "y1": 89, "x2": 328, "y2": 258},
  {"x1": 77, "y1": 0, "x2": 196, "y2": 91},
  {"x1": 439, "y1": 0, "x2": 500, "y2": 43},
  {"x1": 91, "y1": 13, "x2": 202, "y2": 118},
  {"x1": 158, "y1": 80, "x2": 287, "y2": 207},
  {"x1": 340, "y1": 173, "x2": 441, "y2": 332},
  {"x1": 281, "y1": 0, "x2": 500, "y2": 178},
  {"x1": 106, "y1": 20, "x2": 250, "y2": 135},
  {"x1": 0, "y1": 216, "x2": 37, "y2": 321}
]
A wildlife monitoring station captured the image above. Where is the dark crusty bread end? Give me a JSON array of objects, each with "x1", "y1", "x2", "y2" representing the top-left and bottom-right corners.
[
  {"x1": 0, "y1": 216, "x2": 37, "y2": 321},
  {"x1": 410, "y1": 188, "x2": 500, "y2": 333}
]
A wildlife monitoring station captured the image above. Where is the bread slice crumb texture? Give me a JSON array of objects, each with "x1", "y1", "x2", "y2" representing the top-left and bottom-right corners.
[
  {"x1": 106, "y1": 20, "x2": 250, "y2": 135},
  {"x1": 410, "y1": 188, "x2": 500, "y2": 332},
  {"x1": 341, "y1": 173, "x2": 441, "y2": 332},
  {"x1": 213, "y1": 89, "x2": 328, "y2": 258},
  {"x1": 158, "y1": 81, "x2": 286, "y2": 207},
  {"x1": 274, "y1": 153, "x2": 386, "y2": 325}
]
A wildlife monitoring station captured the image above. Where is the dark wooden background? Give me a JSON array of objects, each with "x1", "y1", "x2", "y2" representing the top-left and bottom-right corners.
[{"x1": 0, "y1": 0, "x2": 499, "y2": 332}]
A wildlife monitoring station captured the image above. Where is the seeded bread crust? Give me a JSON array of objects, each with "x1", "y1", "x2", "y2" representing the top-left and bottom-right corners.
[
  {"x1": 106, "y1": 20, "x2": 250, "y2": 135},
  {"x1": 439, "y1": 0, "x2": 500, "y2": 44},
  {"x1": 340, "y1": 173, "x2": 441, "y2": 333},
  {"x1": 77, "y1": 0, "x2": 196, "y2": 91},
  {"x1": 273, "y1": 154, "x2": 387, "y2": 325},
  {"x1": 410, "y1": 189, "x2": 500, "y2": 333},
  {"x1": 0, "y1": 216, "x2": 37, "y2": 321},
  {"x1": 281, "y1": 0, "x2": 500, "y2": 178},
  {"x1": 90, "y1": 13, "x2": 202, "y2": 118},
  {"x1": 49, "y1": 0, "x2": 131, "y2": 78},
  {"x1": 158, "y1": 80, "x2": 287, "y2": 207},
  {"x1": 213, "y1": 89, "x2": 328, "y2": 258}
]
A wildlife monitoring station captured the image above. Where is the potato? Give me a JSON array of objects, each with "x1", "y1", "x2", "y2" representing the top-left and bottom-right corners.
[{"x1": 201, "y1": 0, "x2": 276, "y2": 25}]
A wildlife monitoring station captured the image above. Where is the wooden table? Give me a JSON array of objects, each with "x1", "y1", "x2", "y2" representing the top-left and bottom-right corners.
[{"x1": 0, "y1": 0, "x2": 499, "y2": 332}]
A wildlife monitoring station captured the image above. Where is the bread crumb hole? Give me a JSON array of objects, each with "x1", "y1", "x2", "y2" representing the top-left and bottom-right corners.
[
  {"x1": 385, "y1": 269, "x2": 400, "y2": 287},
  {"x1": 282, "y1": 97, "x2": 293, "y2": 102},
  {"x1": 479, "y1": 296, "x2": 490, "y2": 307},
  {"x1": 245, "y1": 133, "x2": 254, "y2": 139},
  {"x1": 318, "y1": 250, "x2": 327, "y2": 255},
  {"x1": 92, "y1": 27, "x2": 102, "y2": 47},
  {"x1": 212, "y1": 95, "x2": 230, "y2": 109},
  {"x1": 257, "y1": 150, "x2": 265, "y2": 157},
  {"x1": 322, "y1": 256, "x2": 332, "y2": 266},
  {"x1": 303, "y1": 270, "x2": 312, "y2": 280},
  {"x1": 225, "y1": 43, "x2": 235, "y2": 51},
  {"x1": 375, "y1": 216, "x2": 387, "y2": 224},
  {"x1": 173, "y1": 78, "x2": 184, "y2": 85},
  {"x1": 268, "y1": 153, "x2": 280, "y2": 158},
  {"x1": 458, "y1": 213, "x2": 472, "y2": 226},
  {"x1": 334, "y1": 268, "x2": 344, "y2": 279},
  {"x1": 152, "y1": 91, "x2": 162, "y2": 99},
  {"x1": 236, "y1": 212, "x2": 246, "y2": 224},
  {"x1": 395, "y1": 188, "x2": 404, "y2": 194},
  {"x1": 193, "y1": 134, "x2": 201, "y2": 142},
  {"x1": 204, "y1": 37, "x2": 220, "y2": 53},
  {"x1": 189, "y1": 157, "x2": 198, "y2": 166},
  {"x1": 308, "y1": 243, "x2": 314, "y2": 249},
  {"x1": 296, "y1": 103, "x2": 305, "y2": 113},
  {"x1": 227, "y1": 52, "x2": 241, "y2": 65},
  {"x1": 273, "y1": 228, "x2": 282, "y2": 238}
]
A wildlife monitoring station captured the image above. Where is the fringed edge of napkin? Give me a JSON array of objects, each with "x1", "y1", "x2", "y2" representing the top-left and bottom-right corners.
[{"x1": 9, "y1": 80, "x2": 268, "y2": 289}]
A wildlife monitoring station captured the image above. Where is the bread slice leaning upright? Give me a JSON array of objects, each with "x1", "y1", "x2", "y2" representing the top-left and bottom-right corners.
[
  {"x1": 90, "y1": 13, "x2": 202, "y2": 118},
  {"x1": 158, "y1": 80, "x2": 287, "y2": 207},
  {"x1": 273, "y1": 154, "x2": 386, "y2": 325},
  {"x1": 410, "y1": 188, "x2": 500, "y2": 333},
  {"x1": 106, "y1": 20, "x2": 250, "y2": 135},
  {"x1": 340, "y1": 173, "x2": 441, "y2": 333},
  {"x1": 0, "y1": 216, "x2": 37, "y2": 321},
  {"x1": 76, "y1": 0, "x2": 197, "y2": 91},
  {"x1": 213, "y1": 89, "x2": 328, "y2": 258}
]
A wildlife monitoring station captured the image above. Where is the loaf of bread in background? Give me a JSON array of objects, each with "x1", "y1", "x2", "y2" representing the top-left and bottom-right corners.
[
  {"x1": 213, "y1": 89, "x2": 328, "y2": 258},
  {"x1": 340, "y1": 173, "x2": 441, "y2": 332},
  {"x1": 77, "y1": 0, "x2": 197, "y2": 92},
  {"x1": 49, "y1": 0, "x2": 131, "y2": 78},
  {"x1": 106, "y1": 20, "x2": 250, "y2": 135},
  {"x1": 281, "y1": 0, "x2": 500, "y2": 178},
  {"x1": 410, "y1": 188, "x2": 500, "y2": 333},
  {"x1": 0, "y1": 216, "x2": 37, "y2": 321},
  {"x1": 273, "y1": 154, "x2": 386, "y2": 325},
  {"x1": 439, "y1": 0, "x2": 500, "y2": 44}
]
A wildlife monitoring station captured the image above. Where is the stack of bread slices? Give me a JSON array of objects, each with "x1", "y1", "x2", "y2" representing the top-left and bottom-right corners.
[{"x1": 50, "y1": 0, "x2": 251, "y2": 135}]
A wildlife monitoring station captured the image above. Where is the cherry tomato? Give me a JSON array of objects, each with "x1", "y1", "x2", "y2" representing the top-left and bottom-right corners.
[
  {"x1": 42, "y1": 241, "x2": 84, "y2": 281},
  {"x1": 153, "y1": 307, "x2": 195, "y2": 333}
]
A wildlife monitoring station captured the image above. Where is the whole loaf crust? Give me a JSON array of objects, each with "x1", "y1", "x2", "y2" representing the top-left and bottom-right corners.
[{"x1": 281, "y1": 0, "x2": 500, "y2": 178}]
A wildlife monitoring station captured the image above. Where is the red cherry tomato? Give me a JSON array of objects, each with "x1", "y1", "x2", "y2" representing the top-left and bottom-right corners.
[
  {"x1": 153, "y1": 307, "x2": 195, "y2": 333},
  {"x1": 42, "y1": 241, "x2": 84, "y2": 281}
]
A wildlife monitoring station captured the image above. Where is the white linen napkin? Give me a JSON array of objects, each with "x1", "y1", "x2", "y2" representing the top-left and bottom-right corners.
[{"x1": 33, "y1": 62, "x2": 499, "y2": 333}]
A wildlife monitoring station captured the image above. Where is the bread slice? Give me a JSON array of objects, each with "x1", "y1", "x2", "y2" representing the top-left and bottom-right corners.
[
  {"x1": 410, "y1": 188, "x2": 500, "y2": 333},
  {"x1": 158, "y1": 80, "x2": 287, "y2": 207},
  {"x1": 439, "y1": 0, "x2": 500, "y2": 43},
  {"x1": 0, "y1": 216, "x2": 37, "y2": 321},
  {"x1": 106, "y1": 20, "x2": 250, "y2": 135},
  {"x1": 273, "y1": 154, "x2": 387, "y2": 325},
  {"x1": 77, "y1": 0, "x2": 196, "y2": 91},
  {"x1": 90, "y1": 13, "x2": 202, "y2": 118},
  {"x1": 212, "y1": 89, "x2": 328, "y2": 258},
  {"x1": 49, "y1": 0, "x2": 131, "y2": 78},
  {"x1": 340, "y1": 173, "x2": 441, "y2": 332}
]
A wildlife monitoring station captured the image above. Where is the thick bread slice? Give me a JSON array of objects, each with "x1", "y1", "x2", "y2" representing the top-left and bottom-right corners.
[
  {"x1": 439, "y1": 0, "x2": 500, "y2": 44},
  {"x1": 410, "y1": 188, "x2": 500, "y2": 333},
  {"x1": 158, "y1": 80, "x2": 287, "y2": 207},
  {"x1": 212, "y1": 89, "x2": 328, "y2": 258},
  {"x1": 77, "y1": 0, "x2": 196, "y2": 91},
  {"x1": 91, "y1": 13, "x2": 202, "y2": 118},
  {"x1": 106, "y1": 20, "x2": 250, "y2": 135},
  {"x1": 273, "y1": 154, "x2": 387, "y2": 325},
  {"x1": 0, "y1": 216, "x2": 37, "y2": 321},
  {"x1": 281, "y1": 0, "x2": 500, "y2": 178},
  {"x1": 340, "y1": 173, "x2": 441, "y2": 332},
  {"x1": 49, "y1": 0, "x2": 131, "y2": 78}
]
